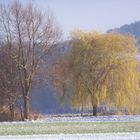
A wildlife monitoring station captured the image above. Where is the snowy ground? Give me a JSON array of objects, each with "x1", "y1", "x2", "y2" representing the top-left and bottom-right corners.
[
  {"x1": 1, "y1": 115, "x2": 140, "y2": 125},
  {"x1": 0, "y1": 115, "x2": 140, "y2": 139},
  {"x1": 0, "y1": 133, "x2": 140, "y2": 140},
  {"x1": 42, "y1": 114, "x2": 140, "y2": 123}
]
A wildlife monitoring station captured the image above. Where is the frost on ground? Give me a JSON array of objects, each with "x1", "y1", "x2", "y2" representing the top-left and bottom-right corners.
[
  {"x1": 42, "y1": 115, "x2": 140, "y2": 123},
  {"x1": 0, "y1": 133, "x2": 140, "y2": 140},
  {"x1": 1, "y1": 115, "x2": 140, "y2": 125},
  {"x1": 0, "y1": 115, "x2": 140, "y2": 139}
]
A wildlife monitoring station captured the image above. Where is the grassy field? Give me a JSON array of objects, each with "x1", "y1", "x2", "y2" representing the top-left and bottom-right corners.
[{"x1": 0, "y1": 121, "x2": 139, "y2": 136}]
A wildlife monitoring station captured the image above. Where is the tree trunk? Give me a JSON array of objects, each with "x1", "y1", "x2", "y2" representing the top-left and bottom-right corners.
[
  {"x1": 9, "y1": 103, "x2": 15, "y2": 121},
  {"x1": 23, "y1": 95, "x2": 30, "y2": 120},
  {"x1": 81, "y1": 104, "x2": 84, "y2": 116},
  {"x1": 0, "y1": 95, "x2": 4, "y2": 110},
  {"x1": 19, "y1": 104, "x2": 24, "y2": 121},
  {"x1": 92, "y1": 105, "x2": 97, "y2": 116}
]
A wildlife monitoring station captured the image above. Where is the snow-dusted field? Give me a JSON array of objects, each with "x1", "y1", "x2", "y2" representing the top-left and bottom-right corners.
[
  {"x1": 1, "y1": 115, "x2": 140, "y2": 125},
  {"x1": 0, "y1": 115, "x2": 140, "y2": 139},
  {"x1": 0, "y1": 133, "x2": 140, "y2": 140},
  {"x1": 42, "y1": 114, "x2": 140, "y2": 123}
]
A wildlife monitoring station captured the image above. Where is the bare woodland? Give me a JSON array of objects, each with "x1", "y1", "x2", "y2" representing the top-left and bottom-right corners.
[{"x1": 0, "y1": 0, "x2": 61, "y2": 120}]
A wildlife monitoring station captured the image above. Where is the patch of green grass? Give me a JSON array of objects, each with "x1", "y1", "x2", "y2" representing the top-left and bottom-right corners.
[{"x1": 0, "y1": 122, "x2": 139, "y2": 136}]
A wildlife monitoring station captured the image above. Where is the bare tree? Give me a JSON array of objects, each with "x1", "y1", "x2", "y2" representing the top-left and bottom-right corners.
[
  {"x1": 0, "y1": 46, "x2": 20, "y2": 121},
  {"x1": 0, "y1": 0, "x2": 61, "y2": 119}
]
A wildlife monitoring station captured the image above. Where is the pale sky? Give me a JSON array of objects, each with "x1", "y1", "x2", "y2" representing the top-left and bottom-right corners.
[{"x1": 2, "y1": 0, "x2": 140, "y2": 39}]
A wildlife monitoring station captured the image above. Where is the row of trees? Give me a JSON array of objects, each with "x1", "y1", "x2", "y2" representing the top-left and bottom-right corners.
[
  {"x1": 0, "y1": 0, "x2": 61, "y2": 120},
  {"x1": 53, "y1": 31, "x2": 140, "y2": 116}
]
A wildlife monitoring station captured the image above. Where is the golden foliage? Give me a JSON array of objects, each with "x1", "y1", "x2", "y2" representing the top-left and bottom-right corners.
[{"x1": 69, "y1": 30, "x2": 140, "y2": 114}]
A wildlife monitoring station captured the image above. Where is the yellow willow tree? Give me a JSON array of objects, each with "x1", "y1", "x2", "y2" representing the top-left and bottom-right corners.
[{"x1": 69, "y1": 30, "x2": 140, "y2": 116}]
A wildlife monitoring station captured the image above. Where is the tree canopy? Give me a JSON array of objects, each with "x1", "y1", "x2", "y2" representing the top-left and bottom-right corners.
[{"x1": 66, "y1": 31, "x2": 140, "y2": 115}]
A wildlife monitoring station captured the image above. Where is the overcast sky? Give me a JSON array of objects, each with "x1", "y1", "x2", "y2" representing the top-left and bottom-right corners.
[{"x1": 2, "y1": 0, "x2": 140, "y2": 39}]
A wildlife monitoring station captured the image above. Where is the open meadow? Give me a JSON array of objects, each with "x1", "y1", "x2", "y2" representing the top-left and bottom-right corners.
[{"x1": 0, "y1": 115, "x2": 140, "y2": 139}]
